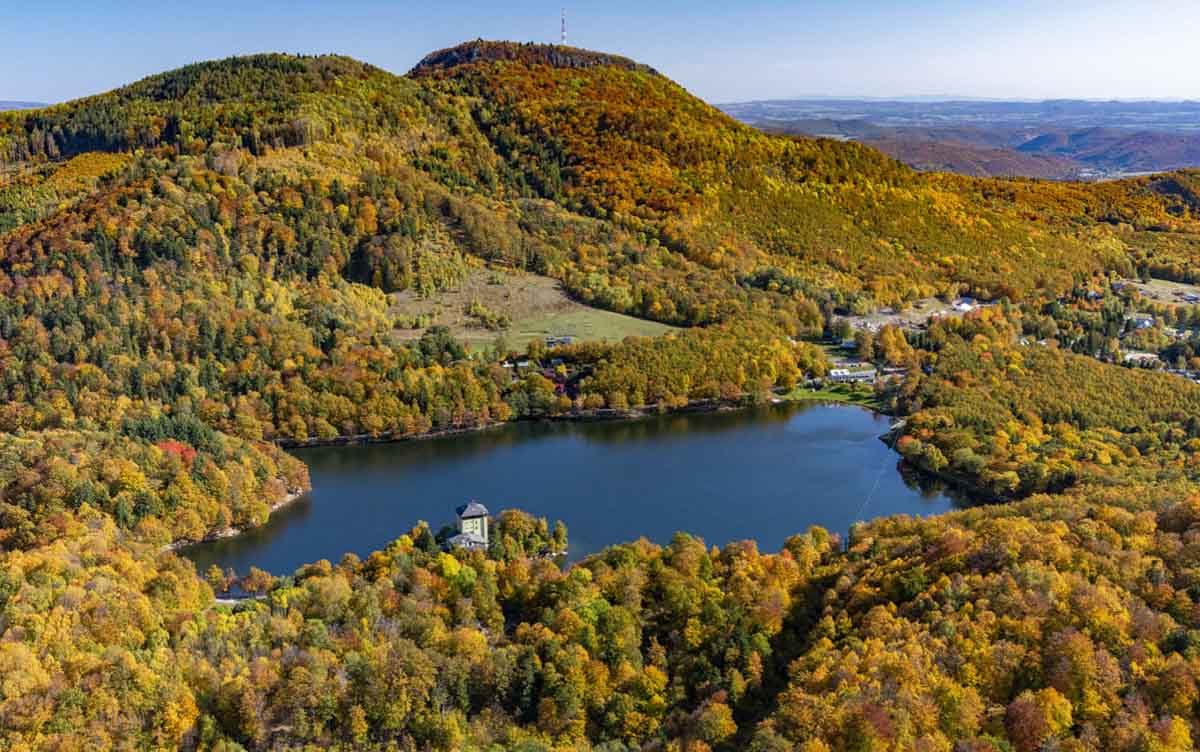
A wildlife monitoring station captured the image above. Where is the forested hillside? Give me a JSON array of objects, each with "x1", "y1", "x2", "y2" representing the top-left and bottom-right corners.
[{"x1": 3, "y1": 41, "x2": 1200, "y2": 750}]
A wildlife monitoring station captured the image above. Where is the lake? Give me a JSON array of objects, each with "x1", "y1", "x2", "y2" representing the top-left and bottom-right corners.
[{"x1": 184, "y1": 403, "x2": 960, "y2": 575}]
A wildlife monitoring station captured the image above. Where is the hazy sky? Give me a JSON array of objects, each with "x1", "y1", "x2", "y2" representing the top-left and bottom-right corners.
[{"x1": 3, "y1": 0, "x2": 1197, "y2": 104}]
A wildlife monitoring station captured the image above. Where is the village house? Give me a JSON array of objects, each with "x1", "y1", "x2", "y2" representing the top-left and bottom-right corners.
[
  {"x1": 1128, "y1": 314, "x2": 1156, "y2": 330},
  {"x1": 828, "y1": 367, "x2": 877, "y2": 384},
  {"x1": 1124, "y1": 351, "x2": 1161, "y2": 366}
]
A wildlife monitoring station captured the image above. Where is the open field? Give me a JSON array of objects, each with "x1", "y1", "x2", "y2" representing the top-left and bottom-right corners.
[
  {"x1": 780, "y1": 383, "x2": 883, "y2": 410},
  {"x1": 391, "y1": 268, "x2": 678, "y2": 350},
  {"x1": 1123, "y1": 278, "x2": 1200, "y2": 306}
]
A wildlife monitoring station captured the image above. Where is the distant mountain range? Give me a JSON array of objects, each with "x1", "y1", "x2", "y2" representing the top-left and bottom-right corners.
[
  {"x1": 722, "y1": 99, "x2": 1200, "y2": 179},
  {"x1": 0, "y1": 101, "x2": 44, "y2": 111}
]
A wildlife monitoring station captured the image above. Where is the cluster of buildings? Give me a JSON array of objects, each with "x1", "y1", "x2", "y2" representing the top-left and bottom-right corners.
[
  {"x1": 848, "y1": 297, "x2": 992, "y2": 337},
  {"x1": 827, "y1": 367, "x2": 877, "y2": 384},
  {"x1": 824, "y1": 361, "x2": 908, "y2": 385},
  {"x1": 500, "y1": 353, "x2": 580, "y2": 396}
]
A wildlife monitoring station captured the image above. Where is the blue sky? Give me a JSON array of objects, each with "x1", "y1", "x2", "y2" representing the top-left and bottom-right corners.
[{"x1": 3, "y1": 0, "x2": 1197, "y2": 104}]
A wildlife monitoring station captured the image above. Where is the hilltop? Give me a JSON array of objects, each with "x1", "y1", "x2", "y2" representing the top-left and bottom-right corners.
[
  {"x1": 410, "y1": 39, "x2": 659, "y2": 76},
  {"x1": 8, "y1": 45, "x2": 1200, "y2": 306}
]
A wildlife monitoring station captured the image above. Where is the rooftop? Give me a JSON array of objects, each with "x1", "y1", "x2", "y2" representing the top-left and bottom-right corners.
[
  {"x1": 457, "y1": 501, "x2": 489, "y2": 518},
  {"x1": 446, "y1": 532, "x2": 488, "y2": 550}
]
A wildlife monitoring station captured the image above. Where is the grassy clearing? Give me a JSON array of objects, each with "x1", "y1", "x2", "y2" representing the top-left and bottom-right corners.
[
  {"x1": 392, "y1": 267, "x2": 678, "y2": 350},
  {"x1": 512, "y1": 309, "x2": 676, "y2": 349},
  {"x1": 780, "y1": 383, "x2": 883, "y2": 411}
]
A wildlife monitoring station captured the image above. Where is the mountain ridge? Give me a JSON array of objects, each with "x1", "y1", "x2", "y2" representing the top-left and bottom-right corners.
[
  {"x1": 6, "y1": 44, "x2": 1200, "y2": 306},
  {"x1": 724, "y1": 96, "x2": 1200, "y2": 179}
]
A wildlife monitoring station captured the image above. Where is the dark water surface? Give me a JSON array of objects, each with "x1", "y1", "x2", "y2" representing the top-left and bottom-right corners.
[{"x1": 185, "y1": 403, "x2": 959, "y2": 575}]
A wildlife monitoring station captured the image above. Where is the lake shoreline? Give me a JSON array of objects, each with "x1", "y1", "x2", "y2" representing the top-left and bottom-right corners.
[
  {"x1": 175, "y1": 398, "x2": 812, "y2": 556},
  {"x1": 166, "y1": 487, "x2": 307, "y2": 553},
  {"x1": 877, "y1": 419, "x2": 1003, "y2": 507},
  {"x1": 275, "y1": 386, "x2": 888, "y2": 452},
  {"x1": 183, "y1": 399, "x2": 954, "y2": 577}
]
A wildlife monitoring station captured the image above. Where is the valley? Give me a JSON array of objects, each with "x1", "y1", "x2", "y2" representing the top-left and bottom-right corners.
[{"x1": 723, "y1": 97, "x2": 1200, "y2": 179}]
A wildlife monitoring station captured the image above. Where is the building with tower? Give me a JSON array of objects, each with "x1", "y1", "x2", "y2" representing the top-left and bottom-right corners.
[{"x1": 445, "y1": 501, "x2": 490, "y2": 550}]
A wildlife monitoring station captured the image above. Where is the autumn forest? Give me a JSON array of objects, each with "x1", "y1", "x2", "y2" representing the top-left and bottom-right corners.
[{"x1": 4, "y1": 40, "x2": 1200, "y2": 750}]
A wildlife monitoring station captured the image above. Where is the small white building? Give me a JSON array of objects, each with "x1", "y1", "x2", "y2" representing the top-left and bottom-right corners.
[
  {"x1": 1124, "y1": 351, "x2": 1160, "y2": 366},
  {"x1": 828, "y1": 368, "x2": 877, "y2": 384}
]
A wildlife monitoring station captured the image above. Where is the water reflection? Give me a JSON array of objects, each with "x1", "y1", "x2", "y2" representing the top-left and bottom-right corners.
[{"x1": 185, "y1": 403, "x2": 962, "y2": 576}]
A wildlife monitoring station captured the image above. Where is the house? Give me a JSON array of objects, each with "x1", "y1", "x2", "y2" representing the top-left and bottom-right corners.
[
  {"x1": 828, "y1": 368, "x2": 877, "y2": 384},
  {"x1": 445, "y1": 501, "x2": 489, "y2": 551},
  {"x1": 953, "y1": 298, "x2": 976, "y2": 313},
  {"x1": 1129, "y1": 314, "x2": 1156, "y2": 330},
  {"x1": 840, "y1": 338, "x2": 857, "y2": 351},
  {"x1": 1124, "y1": 351, "x2": 1160, "y2": 365},
  {"x1": 545, "y1": 335, "x2": 575, "y2": 347}
]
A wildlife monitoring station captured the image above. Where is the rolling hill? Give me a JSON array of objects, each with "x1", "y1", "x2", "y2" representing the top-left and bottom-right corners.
[
  {"x1": 726, "y1": 98, "x2": 1200, "y2": 179},
  {"x1": 865, "y1": 136, "x2": 1083, "y2": 178},
  {"x1": 6, "y1": 41, "x2": 1200, "y2": 449}
]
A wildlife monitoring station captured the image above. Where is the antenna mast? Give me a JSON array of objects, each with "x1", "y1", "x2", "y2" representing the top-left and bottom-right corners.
[{"x1": 561, "y1": 8, "x2": 567, "y2": 45}]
